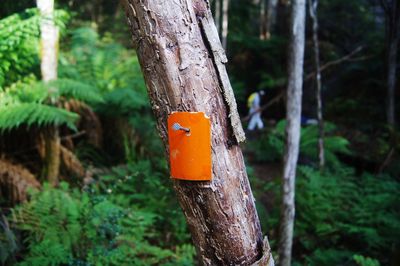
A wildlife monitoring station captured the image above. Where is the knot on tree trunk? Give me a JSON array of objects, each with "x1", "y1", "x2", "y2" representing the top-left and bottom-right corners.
[{"x1": 251, "y1": 237, "x2": 275, "y2": 266}]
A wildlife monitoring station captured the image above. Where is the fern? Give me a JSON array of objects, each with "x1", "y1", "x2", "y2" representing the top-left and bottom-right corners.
[
  {"x1": 0, "y1": 103, "x2": 78, "y2": 132},
  {"x1": 353, "y1": 255, "x2": 380, "y2": 266},
  {"x1": 0, "y1": 8, "x2": 69, "y2": 88},
  {"x1": 294, "y1": 166, "x2": 400, "y2": 265},
  {"x1": 248, "y1": 120, "x2": 350, "y2": 167},
  {"x1": 98, "y1": 88, "x2": 148, "y2": 116},
  {"x1": 6, "y1": 182, "x2": 189, "y2": 265},
  {"x1": 49, "y1": 79, "x2": 103, "y2": 103}
]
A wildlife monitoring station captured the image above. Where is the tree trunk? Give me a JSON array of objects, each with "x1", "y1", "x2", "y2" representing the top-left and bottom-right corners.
[
  {"x1": 214, "y1": 0, "x2": 222, "y2": 36},
  {"x1": 382, "y1": 0, "x2": 400, "y2": 126},
  {"x1": 221, "y1": 0, "x2": 229, "y2": 51},
  {"x1": 260, "y1": 0, "x2": 278, "y2": 40},
  {"x1": 37, "y1": 0, "x2": 60, "y2": 186},
  {"x1": 278, "y1": 0, "x2": 306, "y2": 265},
  {"x1": 259, "y1": 0, "x2": 266, "y2": 39},
  {"x1": 308, "y1": 0, "x2": 325, "y2": 169},
  {"x1": 122, "y1": 0, "x2": 274, "y2": 265}
]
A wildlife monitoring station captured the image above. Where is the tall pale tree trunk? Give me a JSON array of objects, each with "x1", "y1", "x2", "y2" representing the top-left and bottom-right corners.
[
  {"x1": 37, "y1": 0, "x2": 60, "y2": 186},
  {"x1": 278, "y1": 0, "x2": 306, "y2": 265},
  {"x1": 221, "y1": 0, "x2": 229, "y2": 50},
  {"x1": 123, "y1": 0, "x2": 274, "y2": 265},
  {"x1": 308, "y1": 0, "x2": 324, "y2": 169}
]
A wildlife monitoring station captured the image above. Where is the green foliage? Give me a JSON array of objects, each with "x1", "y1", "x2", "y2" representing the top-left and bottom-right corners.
[
  {"x1": 98, "y1": 88, "x2": 147, "y2": 116},
  {"x1": 254, "y1": 162, "x2": 400, "y2": 265},
  {"x1": 0, "y1": 102, "x2": 78, "y2": 132},
  {"x1": 248, "y1": 120, "x2": 350, "y2": 167},
  {"x1": 0, "y1": 8, "x2": 69, "y2": 88},
  {"x1": 0, "y1": 9, "x2": 40, "y2": 88},
  {"x1": 6, "y1": 182, "x2": 193, "y2": 266},
  {"x1": 52, "y1": 79, "x2": 103, "y2": 103},
  {"x1": 0, "y1": 215, "x2": 18, "y2": 264},
  {"x1": 0, "y1": 78, "x2": 86, "y2": 132},
  {"x1": 59, "y1": 27, "x2": 160, "y2": 163},
  {"x1": 297, "y1": 166, "x2": 400, "y2": 265},
  {"x1": 353, "y1": 255, "x2": 380, "y2": 266},
  {"x1": 60, "y1": 27, "x2": 146, "y2": 96},
  {"x1": 96, "y1": 160, "x2": 191, "y2": 245}
]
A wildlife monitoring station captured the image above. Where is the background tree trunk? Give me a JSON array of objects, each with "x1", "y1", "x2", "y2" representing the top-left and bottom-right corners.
[
  {"x1": 259, "y1": 0, "x2": 266, "y2": 40},
  {"x1": 221, "y1": 0, "x2": 229, "y2": 51},
  {"x1": 308, "y1": 0, "x2": 325, "y2": 169},
  {"x1": 381, "y1": 0, "x2": 400, "y2": 126},
  {"x1": 214, "y1": 0, "x2": 222, "y2": 36},
  {"x1": 278, "y1": 0, "x2": 306, "y2": 265},
  {"x1": 261, "y1": 0, "x2": 278, "y2": 40},
  {"x1": 37, "y1": 0, "x2": 60, "y2": 186},
  {"x1": 123, "y1": 0, "x2": 274, "y2": 265}
]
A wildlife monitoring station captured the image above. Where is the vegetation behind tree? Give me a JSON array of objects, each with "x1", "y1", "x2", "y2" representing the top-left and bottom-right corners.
[{"x1": 0, "y1": 0, "x2": 399, "y2": 265}]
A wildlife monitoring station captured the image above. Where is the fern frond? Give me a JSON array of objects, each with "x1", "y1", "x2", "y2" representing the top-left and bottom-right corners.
[
  {"x1": 0, "y1": 103, "x2": 78, "y2": 132},
  {"x1": 51, "y1": 79, "x2": 103, "y2": 103},
  {"x1": 98, "y1": 89, "x2": 148, "y2": 116}
]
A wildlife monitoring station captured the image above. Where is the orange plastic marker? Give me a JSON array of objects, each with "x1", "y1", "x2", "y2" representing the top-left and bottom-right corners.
[{"x1": 167, "y1": 112, "x2": 212, "y2": 181}]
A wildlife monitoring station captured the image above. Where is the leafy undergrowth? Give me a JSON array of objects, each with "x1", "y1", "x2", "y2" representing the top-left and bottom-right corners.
[
  {"x1": 1, "y1": 163, "x2": 195, "y2": 265},
  {"x1": 246, "y1": 121, "x2": 400, "y2": 266}
]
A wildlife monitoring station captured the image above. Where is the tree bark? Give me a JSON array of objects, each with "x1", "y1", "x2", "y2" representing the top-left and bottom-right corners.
[
  {"x1": 221, "y1": 0, "x2": 229, "y2": 51},
  {"x1": 278, "y1": 0, "x2": 306, "y2": 265},
  {"x1": 37, "y1": 0, "x2": 60, "y2": 186},
  {"x1": 308, "y1": 0, "x2": 325, "y2": 169},
  {"x1": 122, "y1": 0, "x2": 274, "y2": 265}
]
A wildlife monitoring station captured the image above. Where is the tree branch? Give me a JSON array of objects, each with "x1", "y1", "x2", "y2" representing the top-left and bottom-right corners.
[
  {"x1": 242, "y1": 46, "x2": 365, "y2": 122},
  {"x1": 304, "y1": 46, "x2": 363, "y2": 81}
]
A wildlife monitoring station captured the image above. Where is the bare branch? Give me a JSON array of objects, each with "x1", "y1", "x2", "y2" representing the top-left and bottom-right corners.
[
  {"x1": 242, "y1": 46, "x2": 365, "y2": 123},
  {"x1": 304, "y1": 46, "x2": 363, "y2": 81}
]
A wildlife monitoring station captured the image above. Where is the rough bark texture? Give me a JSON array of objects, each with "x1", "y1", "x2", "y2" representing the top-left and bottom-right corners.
[
  {"x1": 123, "y1": 0, "x2": 273, "y2": 265},
  {"x1": 221, "y1": 0, "x2": 229, "y2": 51},
  {"x1": 278, "y1": 0, "x2": 306, "y2": 265},
  {"x1": 37, "y1": 0, "x2": 60, "y2": 186},
  {"x1": 308, "y1": 0, "x2": 324, "y2": 169}
]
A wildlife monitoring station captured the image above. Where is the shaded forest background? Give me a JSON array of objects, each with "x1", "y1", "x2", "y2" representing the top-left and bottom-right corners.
[{"x1": 0, "y1": 0, "x2": 399, "y2": 265}]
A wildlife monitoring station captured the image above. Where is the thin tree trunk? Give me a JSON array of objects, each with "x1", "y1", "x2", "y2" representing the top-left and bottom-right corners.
[
  {"x1": 382, "y1": 0, "x2": 400, "y2": 126},
  {"x1": 263, "y1": 0, "x2": 278, "y2": 40},
  {"x1": 278, "y1": 0, "x2": 306, "y2": 265},
  {"x1": 221, "y1": 0, "x2": 229, "y2": 51},
  {"x1": 123, "y1": 0, "x2": 274, "y2": 265},
  {"x1": 308, "y1": 0, "x2": 324, "y2": 169},
  {"x1": 37, "y1": 0, "x2": 60, "y2": 186},
  {"x1": 214, "y1": 0, "x2": 222, "y2": 35},
  {"x1": 260, "y1": 0, "x2": 266, "y2": 40}
]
